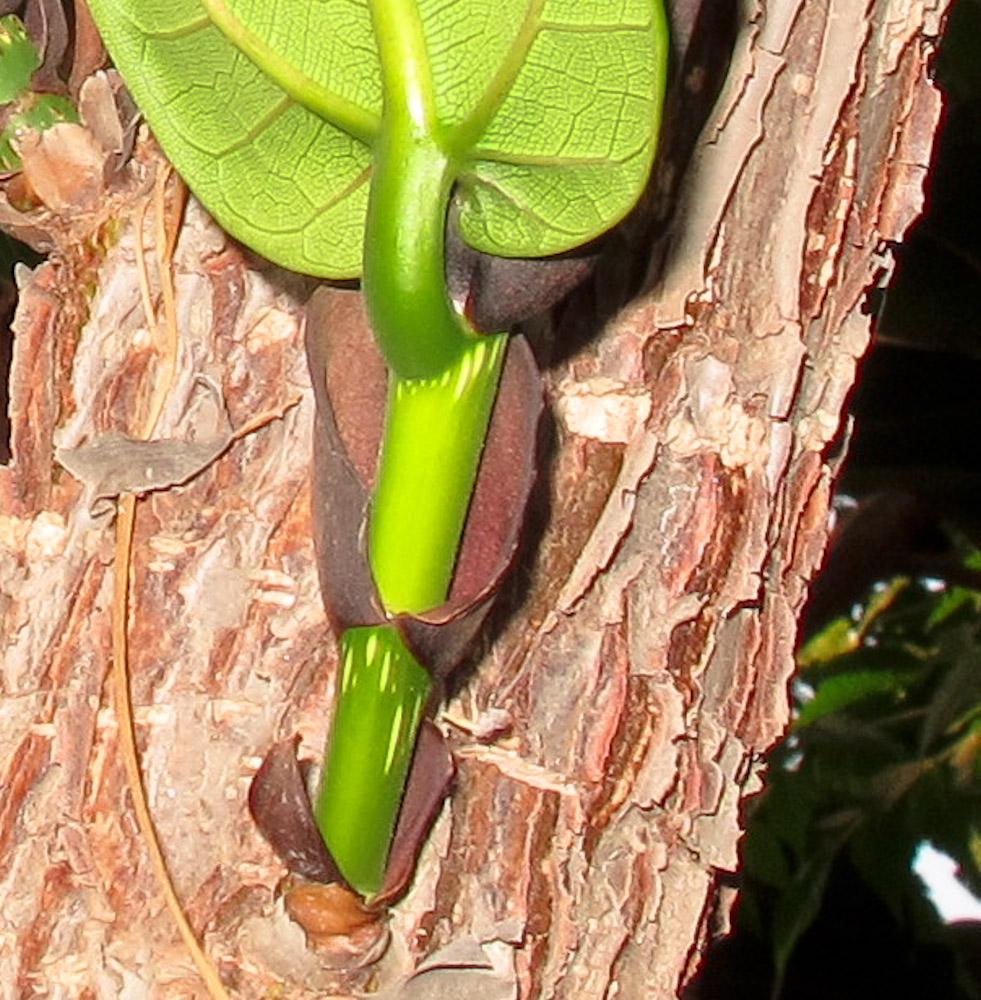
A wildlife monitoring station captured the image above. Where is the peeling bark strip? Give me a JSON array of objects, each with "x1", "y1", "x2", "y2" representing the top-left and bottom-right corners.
[{"x1": 0, "y1": 1, "x2": 950, "y2": 997}]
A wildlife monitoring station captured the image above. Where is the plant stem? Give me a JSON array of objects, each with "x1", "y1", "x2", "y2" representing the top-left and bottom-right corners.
[
  {"x1": 369, "y1": 332, "x2": 507, "y2": 613},
  {"x1": 315, "y1": 625, "x2": 432, "y2": 897},
  {"x1": 363, "y1": 126, "x2": 471, "y2": 379},
  {"x1": 316, "y1": 0, "x2": 508, "y2": 896},
  {"x1": 363, "y1": 0, "x2": 474, "y2": 380},
  {"x1": 317, "y1": 330, "x2": 505, "y2": 893}
]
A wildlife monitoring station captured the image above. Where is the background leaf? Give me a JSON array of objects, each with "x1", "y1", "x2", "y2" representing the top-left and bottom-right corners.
[
  {"x1": 796, "y1": 666, "x2": 921, "y2": 727},
  {"x1": 0, "y1": 14, "x2": 39, "y2": 103}
]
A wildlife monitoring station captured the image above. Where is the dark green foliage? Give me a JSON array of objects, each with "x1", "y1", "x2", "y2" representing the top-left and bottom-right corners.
[
  {"x1": 715, "y1": 9, "x2": 981, "y2": 993},
  {"x1": 735, "y1": 563, "x2": 981, "y2": 999}
]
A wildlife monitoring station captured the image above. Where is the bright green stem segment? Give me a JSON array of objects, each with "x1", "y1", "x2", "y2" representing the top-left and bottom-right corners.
[
  {"x1": 320, "y1": 335, "x2": 505, "y2": 895},
  {"x1": 320, "y1": 329, "x2": 506, "y2": 893},
  {"x1": 315, "y1": 625, "x2": 432, "y2": 897},
  {"x1": 362, "y1": 0, "x2": 472, "y2": 380},
  {"x1": 369, "y1": 332, "x2": 507, "y2": 615},
  {"x1": 363, "y1": 127, "x2": 472, "y2": 380}
]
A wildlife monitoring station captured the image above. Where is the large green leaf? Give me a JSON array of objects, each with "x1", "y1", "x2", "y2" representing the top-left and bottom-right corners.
[{"x1": 86, "y1": 0, "x2": 667, "y2": 278}]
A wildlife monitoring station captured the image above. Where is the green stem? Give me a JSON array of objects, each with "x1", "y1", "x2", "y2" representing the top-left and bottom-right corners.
[
  {"x1": 370, "y1": 333, "x2": 507, "y2": 614},
  {"x1": 363, "y1": 125, "x2": 471, "y2": 379},
  {"x1": 315, "y1": 625, "x2": 432, "y2": 897},
  {"x1": 316, "y1": 0, "x2": 508, "y2": 898},
  {"x1": 320, "y1": 334, "x2": 505, "y2": 895},
  {"x1": 363, "y1": 0, "x2": 473, "y2": 380}
]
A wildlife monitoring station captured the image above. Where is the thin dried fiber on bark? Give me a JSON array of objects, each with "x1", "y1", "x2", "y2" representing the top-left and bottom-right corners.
[{"x1": 0, "y1": 1, "x2": 950, "y2": 997}]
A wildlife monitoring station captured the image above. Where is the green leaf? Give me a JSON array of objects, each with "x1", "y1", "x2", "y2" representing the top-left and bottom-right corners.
[
  {"x1": 86, "y1": 0, "x2": 377, "y2": 278},
  {"x1": 0, "y1": 92, "x2": 80, "y2": 170},
  {"x1": 796, "y1": 667, "x2": 921, "y2": 727},
  {"x1": 86, "y1": 0, "x2": 667, "y2": 278},
  {"x1": 920, "y1": 625, "x2": 981, "y2": 752},
  {"x1": 746, "y1": 543, "x2": 981, "y2": 988},
  {"x1": 444, "y1": 0, "x2": 668, "y2": 258},
  {"x1": 849, "y1": 822, "x2": 938, "y2": 939},
  {"x1": 796, "y1": 615, "x2": 856, "y2": 667},
  {"x1": 925, "y1": 546, "x2": 981, "y2": 629},
  {"x1": 0, "y1": 15, "x2": 38, "y2": 104},
  {"x1": 741, "y1": 772, "x2": 819, "y2": 890},
  {"x1": 798, "y1": 578, "x2": 912, "y2": 667}
]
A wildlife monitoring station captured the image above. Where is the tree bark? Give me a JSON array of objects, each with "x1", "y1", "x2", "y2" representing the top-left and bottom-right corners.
[{"x1": 0, "y1": 1, "x2": 950, "y2": 997}]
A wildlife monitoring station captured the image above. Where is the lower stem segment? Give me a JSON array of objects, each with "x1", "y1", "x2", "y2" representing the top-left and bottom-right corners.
[
  {"x1": 315, "y1": 625, "x2": 432, "y2": 897},
  {"x1": 317, "y1": 334, "x2": 507, "y2": 897}
]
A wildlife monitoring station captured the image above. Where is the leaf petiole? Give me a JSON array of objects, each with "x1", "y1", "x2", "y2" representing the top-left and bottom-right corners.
[{"x1": 363, "y1": 131, "x2": 471, "y2": 379}]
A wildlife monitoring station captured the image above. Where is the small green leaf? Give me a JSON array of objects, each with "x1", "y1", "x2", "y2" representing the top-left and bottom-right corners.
[
  {"x1": 0, "y1": 15, "x2": 38, "y2": 104},
  {"x1": 796, "y1": 667, "x2": 920, "y2": 727},
  {"x1": 797, "y1": 615, "x2": 856, "y2": 666},
  {"x1": 925, "y1": 546, "x2": 981, "y2": 629},
  {"x1": 920, "y1": 631, "x2": 981, "y2": 753}
]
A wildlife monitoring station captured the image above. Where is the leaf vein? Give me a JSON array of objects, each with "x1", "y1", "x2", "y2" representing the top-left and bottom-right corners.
[
  {"x1": 448, "y1": 0, "x2": 548, "y2": 152},
  {"x1": 199, "y1": 0, "x2": 379, "y2": 145}
]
